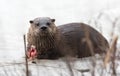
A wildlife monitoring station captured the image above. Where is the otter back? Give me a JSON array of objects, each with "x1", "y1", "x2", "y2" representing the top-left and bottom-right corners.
[{"x1": 58, "y1": 23, "x2": 109, "y2": 58}]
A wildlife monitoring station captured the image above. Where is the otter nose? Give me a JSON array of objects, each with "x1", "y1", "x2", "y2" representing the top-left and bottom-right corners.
[{"x1": 41, "y1": 26, "x2": 47, "y2": 30}]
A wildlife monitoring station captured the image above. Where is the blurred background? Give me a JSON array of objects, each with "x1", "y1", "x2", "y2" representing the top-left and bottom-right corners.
[{"x1": 0, "y1": 0, "x2": 120, "y2": 61}]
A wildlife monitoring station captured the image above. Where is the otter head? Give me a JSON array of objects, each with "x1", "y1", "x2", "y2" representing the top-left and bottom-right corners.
[{"x1": 29, "y1": 17, "x2": 56, "y2": 36}]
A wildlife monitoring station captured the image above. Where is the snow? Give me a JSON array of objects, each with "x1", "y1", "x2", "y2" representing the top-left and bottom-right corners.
[{"x1": 0, "y1": 57, "x2": 119, "y2": 76}]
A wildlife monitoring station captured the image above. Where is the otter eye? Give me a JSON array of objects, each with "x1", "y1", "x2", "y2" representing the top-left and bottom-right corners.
[
  {"x1": 36, "y1": 23, "x2": 39, "y2": 26},
  {"x1": 46, "y1": 22, "x2": 51, "y2": 26}
]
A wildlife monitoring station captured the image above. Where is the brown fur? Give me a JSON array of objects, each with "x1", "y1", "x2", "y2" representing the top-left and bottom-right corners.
[{"x1": 27, "y1": 17, "x2": 109, "y2": 59}]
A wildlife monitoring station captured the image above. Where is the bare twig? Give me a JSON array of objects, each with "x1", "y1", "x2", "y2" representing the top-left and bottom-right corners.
[
  {"x1": 84, "y1": 27, "x2": 96, "y2": 76},
  {"x1": 23, "y1": 34, "x2": 29, "y2": 76},
  {"x1": 110, "y1": 18, "x2": 119, "y2": 43},
  {"x1": 63, "y1": 57, "x2": 74, "y2": 76},
  {"x1": 104, "y1": 36, "x2": 118, "y2": 67},
  {"x1": 111, "y1": 36, "x2": 118, "y2": 76}
]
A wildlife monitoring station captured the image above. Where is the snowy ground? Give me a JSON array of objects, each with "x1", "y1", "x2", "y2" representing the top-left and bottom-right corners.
[{"x1": 0, "y1": 56, "x2": 120, "y2": 76}]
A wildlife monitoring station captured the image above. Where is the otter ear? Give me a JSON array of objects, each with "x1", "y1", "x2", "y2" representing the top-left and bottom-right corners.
[
  {"x1": 29, "y1": 20, "x2": 33, "y2": 24},
  {"x1": 51, "y1": 19, "x2": 55, "y2": 22}
]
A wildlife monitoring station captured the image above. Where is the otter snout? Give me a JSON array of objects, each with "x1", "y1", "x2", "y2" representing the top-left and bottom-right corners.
[{"x1": 40, "y1": 26, "x2": 47, "y2": 31}]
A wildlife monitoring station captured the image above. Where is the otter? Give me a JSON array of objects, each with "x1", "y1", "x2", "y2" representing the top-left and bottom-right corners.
[{"x1": 27, "y1": 17, "x2": 109, "y2": 59}]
